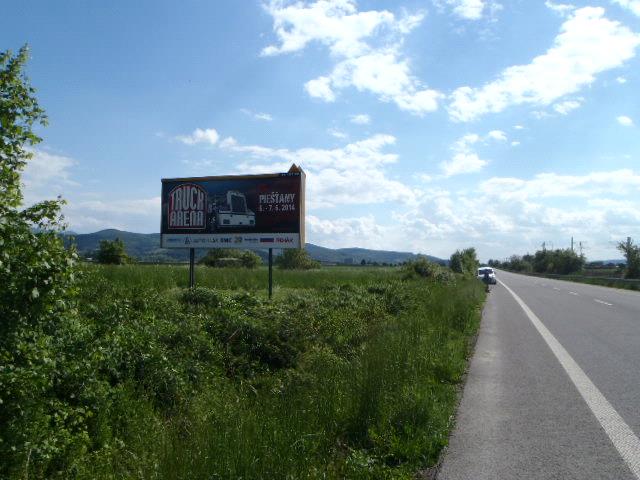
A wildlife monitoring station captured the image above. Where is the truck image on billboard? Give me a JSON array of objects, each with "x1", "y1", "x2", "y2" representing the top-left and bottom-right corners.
[{"x1": 161, "y1": 165, "x2": 305, "y2": 249}]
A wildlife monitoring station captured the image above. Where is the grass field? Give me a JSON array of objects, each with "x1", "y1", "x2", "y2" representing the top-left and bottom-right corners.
[{"x1": 3, "y1": 263, "x2": 484, "y2": 479}]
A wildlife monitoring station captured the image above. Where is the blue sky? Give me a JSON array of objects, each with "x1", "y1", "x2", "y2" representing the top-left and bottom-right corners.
[{"x1": 4, "y1": 0, "x2": 640, "y2": 260}]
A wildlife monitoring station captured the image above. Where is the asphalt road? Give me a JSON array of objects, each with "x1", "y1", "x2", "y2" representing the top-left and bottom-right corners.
[{"x1": 438, "y1": 270, "x2": 640, "y2": 479}]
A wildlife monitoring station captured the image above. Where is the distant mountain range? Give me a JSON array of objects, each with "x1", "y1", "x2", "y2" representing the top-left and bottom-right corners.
[{"x1": 63, "y1": 229, "x2": 444, "y2": 265}]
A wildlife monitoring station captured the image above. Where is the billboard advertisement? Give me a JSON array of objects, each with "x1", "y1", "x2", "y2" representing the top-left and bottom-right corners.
[{"x1": 160, "y1": 165, "x2": 305, "y2": 249}]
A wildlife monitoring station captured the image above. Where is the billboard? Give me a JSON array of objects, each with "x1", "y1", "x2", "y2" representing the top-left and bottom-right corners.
[{"x1": 160, "y1": 165, "x2": 305, "y2": 249}]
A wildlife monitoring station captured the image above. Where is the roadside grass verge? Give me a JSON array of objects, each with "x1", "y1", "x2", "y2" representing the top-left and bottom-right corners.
[{"x1": 3, "y1": 265, "x2": 483, "y2": 479}]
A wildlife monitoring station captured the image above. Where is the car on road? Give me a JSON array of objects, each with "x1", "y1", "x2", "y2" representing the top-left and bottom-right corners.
[{"x1": 477, "y1": 267, "x2": 497, "y2": 284}]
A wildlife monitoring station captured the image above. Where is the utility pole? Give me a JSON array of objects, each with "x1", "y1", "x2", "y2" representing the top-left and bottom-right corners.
[
  {"x1": 571, "y1": 237, "x2": 574, "y2": 252},
  {"x1": 542, "y1": 241, "x2": 546, "y2": 252},
  {"x1": 578, "y1": 241, "x2": 587, "y2": 257}
]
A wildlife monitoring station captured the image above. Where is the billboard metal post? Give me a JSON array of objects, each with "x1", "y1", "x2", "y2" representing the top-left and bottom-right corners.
[
  {"x1": 268, "y1": 248, "x2": 273, "y2": 299},
  {"x1": 189, "y1": 248, "x2": 195, "y2": 288}
]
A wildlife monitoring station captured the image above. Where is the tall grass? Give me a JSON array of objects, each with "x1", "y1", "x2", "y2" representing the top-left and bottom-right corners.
[
  {"x1": 93, "y1": 264, "x2": 396, "y2": 292},
  {"x1": 6, "y1": 265, "x2": 483, "y2": 479}
]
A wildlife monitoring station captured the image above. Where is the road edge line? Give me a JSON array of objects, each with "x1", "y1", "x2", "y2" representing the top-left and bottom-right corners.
[{"x1": 498, "y1": 279, "x2": 640, "y2": 479}]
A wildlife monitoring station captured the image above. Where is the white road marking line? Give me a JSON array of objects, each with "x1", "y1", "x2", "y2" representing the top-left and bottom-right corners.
[
  {"x1": 569, "y1": 291, "x2": 579, "y2": 296},
  {"x1": 553, "y1": 287, "x2": 561, "y2": 291},
  {"x1": 595, "y1": 299, "x2": 613, "y2": 306},
  {"x1": 499, "y1": 279, "x2": 640, "y2": 479}
]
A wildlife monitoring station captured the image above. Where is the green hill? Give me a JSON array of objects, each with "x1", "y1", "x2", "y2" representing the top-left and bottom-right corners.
[{"x1": 64, "y1": 229, "x2": 444, "y2": 265}]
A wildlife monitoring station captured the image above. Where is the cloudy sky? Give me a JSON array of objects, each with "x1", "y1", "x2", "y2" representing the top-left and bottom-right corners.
[{"x1": 4, "y1": 0, "x2": 640, "y2": 260}]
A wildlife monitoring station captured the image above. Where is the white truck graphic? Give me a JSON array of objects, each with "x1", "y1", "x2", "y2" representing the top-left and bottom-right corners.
[{"x1": 208, "y1": 190, "x2": 255, "y2": 230}]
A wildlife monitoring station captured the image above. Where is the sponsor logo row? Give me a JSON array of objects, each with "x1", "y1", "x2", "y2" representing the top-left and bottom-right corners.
[{"x1": 161, "y1": 234, "x2": 299, "y2": 249}]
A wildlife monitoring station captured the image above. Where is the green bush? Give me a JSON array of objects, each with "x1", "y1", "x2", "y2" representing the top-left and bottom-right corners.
[
  {"x1": 403, "y1": 256, "x2": 454, "y2": 283},
  {"x1": 618, "y1": 238, "x2": 640, "y2": 279},
  {"x1": 0, "y1": 46, "x2": 90, "y2": 478},
  {"x1": 95, "y1": 238, "x2": 131, "y2": 264},
  {"x1": 199, "y1": 248, "x2": 262, "y2": 268},
  {"x1": 276, "y1": 248, "x2": 320, "y2": 270},
  {"x1": 449, "y1": 248, "x2": 479, "y2": 276}
]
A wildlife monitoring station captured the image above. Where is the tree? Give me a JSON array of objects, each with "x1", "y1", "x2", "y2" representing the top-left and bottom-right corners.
[
  {"x1": 449, "y1": 247, "x2": 479, "y2": 276},
  {"x1": 617, "y1": 237, "x2": 640, "y2": 279},
  {"x1": 276, "y1": 248, "x2": 320, "y2": 270},
  {"x1": 96, "y1": 238, "x2": 131, "y2": 264},
  {"x1": 0, "y1": 46, "x2": 81, "y2": 475},
  {"x1": 531, "y1": 248, "x2": 584, "y2": 274},
  {"x1": 239, "y1": 250, "x2": 261, "y2": 269}
]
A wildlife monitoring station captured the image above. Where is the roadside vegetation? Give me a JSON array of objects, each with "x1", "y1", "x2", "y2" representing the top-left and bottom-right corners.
[
  {"x1": 489, "y1": 248, "x2": 585, "y2": 275},
  {"x1": 490, "y1": 243, "x2": 640, "y2": 290},
  {"x1": 2, "y1": 263, "x2": 484, "y2": 479},
  {"x1": 96, "y1": 238, "x2": 133, "y2": 264},
  {"x1": 199, "y1": 248, "x2": 262, "y2": 269},
  {"x1": 1, "y1": 46, "x2": 486, "y2": 479},
  {"x1": 449, "y1": 248, "x2": 480, "y2": 276}
]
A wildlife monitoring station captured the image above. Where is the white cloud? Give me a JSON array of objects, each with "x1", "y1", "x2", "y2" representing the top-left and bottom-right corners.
[
  {"x1": 219, "y1": 133, "x2": 419, "y2": 208},
  {"x1": 434, "y1": 0, "x2": 504, "y2": 20},
  {"x1": 440, "y1": 133, "x2": 487, "y2": 176},
  {"x1": 328, "y1": 128, "x2": 348, "y2": 139},
  {"x1": 617, "y1": 115, "x2": 634, "y2": 126},
  {"x1": 308, "y1": 49, "x2": 442, "y2": 115},
  {"x1": 511, "y1": 141, "x2": 521, "y2": 146},
  {"x1": 487, "y1": 129, "x2": 507, "y2": 141},
  {"x1": 612, "y1": 0, "x2": 640, "y2": 16},
  {"x1": 350, "y1": 113, "x2": 371, "y2": 124},
  {"x1": 436, "y1": 0, "x2": 487, "y2": 20},
  {"x1": 387, "y1": 168, "x2": 640, "y2": 259},
  {"x1": 305, "y1": 76, "x2": 336, "y2": 102},
  {"x1": 306, "y1": 214, "x2": 387, "y2": 248},
  {"x1": 241, "y1": 109, "x2": 273, "y2": 121},
  {"x1": 448, "y1": 7, "x2": 640, "y2": 121},
  {"x1": 514, "y1": 125, "x2": 525, "y2": 130},
  {"x1": 22, "y1": 149, "x2": 78, "y2": 207},
  {"x1": 545, "y1": 1, "x2": 575, "y2": 15},
  {"x1": 552, "y1": 98, "x2": 583, "y2": 115},
  {"x1": 261, "y1": 0, "x2": 396, "y2": 58},
  {"x1": 616, "y1": 76, "x2": 628, "y2": 84},
  {"x1": 441, "y1": 151, "x2": 487, "y2": 177},
  {"x1": 480, "y1": 169, "x2": 640, "y2": 201},
  {"x1": 63, "y1": 197, "x2": 161, "y2": 233},
  {"x1": 263, "y1": 1, "x2": 442, "y2": 115},
  {"x1": 439, "y1": 130, "x2": 510, "y2": 176},
  {"x1": 176, "y1": 128, "x2": 220, "y2": 146}
]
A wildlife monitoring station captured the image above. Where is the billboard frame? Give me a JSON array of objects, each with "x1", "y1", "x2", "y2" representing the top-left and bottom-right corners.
[{"x1": 160, "y1": 164, "x2": 305, "y2": 296}]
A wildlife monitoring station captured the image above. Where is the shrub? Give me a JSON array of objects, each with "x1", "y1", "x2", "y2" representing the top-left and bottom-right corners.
[
  {"x1": 449, "y1": 248, "x2": 479, "y2": 276},
  {"x1": 276, "y1": 248, "x2": 320, "y2": 270},
  {"x1": 240, "y1": 250, "x2": 261, "y2": 269},
  {"x1": 0, "y1": 45, "x2": 83, "y2": 478},
  {"x1": 403, "y1": 256, "x2": 454, "y2": 284},
  {"x1": 617, "y1": 238, "x2": 640, "y2": 279},
  {"x1": 95, "y1": 238, "x2": 131, "y2": 264},
  {"x1": 199, "y1": 249, "x2": 262, "y2": 268}
]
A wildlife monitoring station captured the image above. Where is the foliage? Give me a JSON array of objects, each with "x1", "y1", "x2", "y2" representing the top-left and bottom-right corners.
[
  {"x1": 403, "y1": 256, "x2": 454, "y2": 283},
  {"x1": 1, "y1": 261, "x2": 484, "y2": 479},
  {"x1": 530, "y1": 248, "x2": 584, "y2": 274},
  {"x1": 493, "y1": 249, "x2": 585, "y2": 275},
  {"x1": 276, "y1": 248, "x2": 321, "y2": 270},
  {"x1": 199, "y1": 248, "x2": 262, "y2": 269},
  {"x1": 449, "y1": 247, "x2": 479, "y2": 276},
  {"x1": 0, "y1": 46, "x2": 82, "y2": 478},
  {"x1": 95, "y1": 238, "x2": 131, "y2": 264},
  {"x1": 489, "y1": 254, "x2": 533, "y2": 272},
  {"x1": 617, "y1": 237, "x2": 640, "y2": 279}
]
